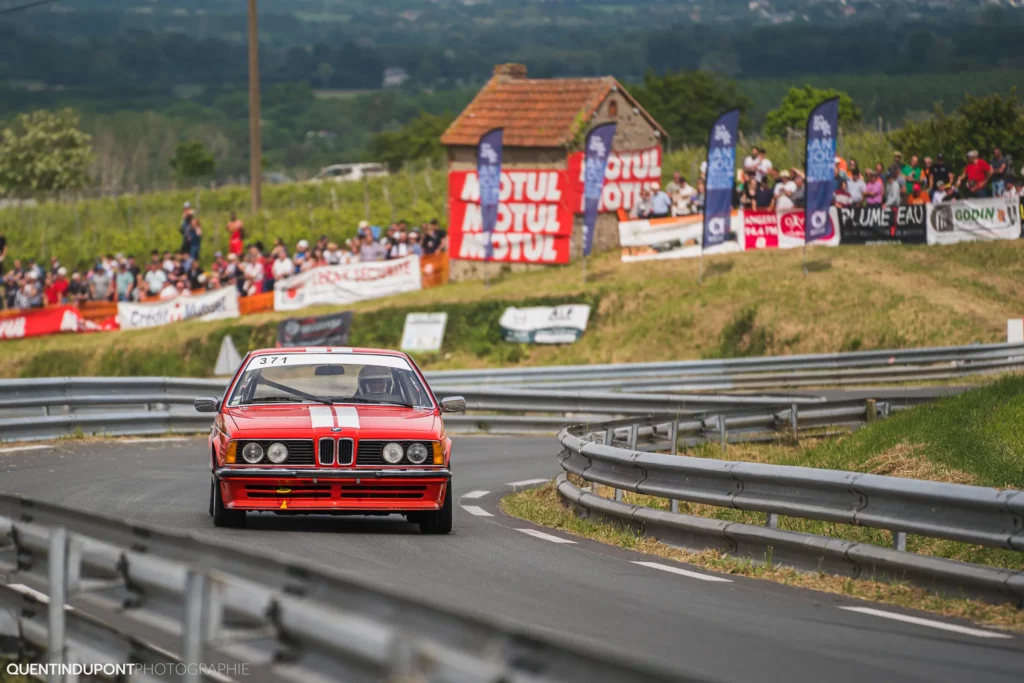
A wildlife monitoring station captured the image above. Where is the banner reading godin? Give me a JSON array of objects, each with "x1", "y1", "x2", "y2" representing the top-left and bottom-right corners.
[
  {"x1": 274, "y1": 255, "x2": 422, "y2": 312},
  {"x1": 118, "y1": 287, "x2": 240, "y2": 330},
  {"x1": 927, "y1": 196, "x2": 1022, "y2": 245}
]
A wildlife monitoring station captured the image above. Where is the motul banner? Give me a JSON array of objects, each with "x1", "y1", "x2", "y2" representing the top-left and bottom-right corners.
[
  {"x1": 274, "y1": 256, "x2": 422, "y2": 311},
  {"x1": 568, "y1": 146, "x2": 662, "y2": 214},
  {"x1": 0, "y1": 305, "x2": 101, "y2": 341},
  {"x1": 447, "y1": 169, "x2": 574, "y2": 264}
]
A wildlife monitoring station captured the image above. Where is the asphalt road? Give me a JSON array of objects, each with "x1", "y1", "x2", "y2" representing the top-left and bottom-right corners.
[{"x1": 1, "y1": 436, "x2": 1022, "y2": 683}]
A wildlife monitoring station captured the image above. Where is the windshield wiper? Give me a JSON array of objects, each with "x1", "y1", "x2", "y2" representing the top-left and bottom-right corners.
[
  {"x1": 337, "y1": 397, "x2": 418, "y2": 409},
  {"x1": 255, "y1": 378, "x2": 333, "y2": 405},
  {"x1": 245, "y1": 396, "x2": 321, "y2": 405}
]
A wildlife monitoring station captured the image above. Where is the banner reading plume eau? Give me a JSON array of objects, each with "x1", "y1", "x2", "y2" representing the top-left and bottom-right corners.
[{"x1": 702, "y1": 109, "x2": 740, "y2": 250}]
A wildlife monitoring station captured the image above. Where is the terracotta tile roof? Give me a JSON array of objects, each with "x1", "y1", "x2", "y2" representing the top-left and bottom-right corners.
[{"x1": 441, "y1": 64, "x2": 662, "y2": 148}]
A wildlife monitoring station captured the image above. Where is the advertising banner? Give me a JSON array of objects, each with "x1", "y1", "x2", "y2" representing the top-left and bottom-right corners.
[
  {"x1": 927, "y1": 197, "x2": 1022, "y2": 245},
  {"x1": 567, "y1": 146, "x2": 663, "y2": 214},
  {"x1": 273, "y1": 256, "x2": 422, "y2": 312},
  {"x1": 804, "y1": 98, "x2": 839, "y2": 243},
  {"x1": 118, "y1": 287, "x2": 240, "y2": 330},
  {"x1": 743, "y1": 210, "x2": 780, "y2": 250},
  {"x1": 477, "y1": 128, "x2": 503, "y2": 260},
  {"x1": 400, "y1": 312, "x2": 448, "y2": 353},
  {"x1": 582, "y1": 123, "x2": 617, "y2": 256},
  {"x1": 447, "y1": 169, "x2": 574, "y2": 264},
  {"x1": 743, "y1": 209, "x2": 841, "y2": 251},
  {"x1": 838, "y1": 205, "x2": 927, "y2": 244},
  {"x1": 499, "y1": 305, "x2": 591, "y2": 344},
  {"x1": 0, "y1": 305, "x2": 99, "y2": 341},
  {"x1": 703, "y1": 109, "x2": 740, "y2": 250},
  {"x1": 618, "y1": 213, "x2": 743, "y2": 262},
  {"x1": 277, "y1": 311, "x2": 353, "y2": 347}
]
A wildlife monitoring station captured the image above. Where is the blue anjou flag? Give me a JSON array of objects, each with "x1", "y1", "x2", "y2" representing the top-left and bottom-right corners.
[
  {"x1": 476, "y1": 128, "x2": 504, "y2": 260},
  {"x1": 804, "y1": 97, "x2": 839, "y2": 244},
  {"x1": 582, "y1": 123, "x2": 617, "y2": 257},
  {"x1": 702, "y1": 109, "x2": 740, "y2": 250}
]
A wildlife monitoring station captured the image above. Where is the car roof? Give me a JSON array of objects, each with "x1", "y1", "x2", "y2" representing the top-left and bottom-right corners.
[{"x1": 249, "y1": 347, "x2": 407, "y2": 358}]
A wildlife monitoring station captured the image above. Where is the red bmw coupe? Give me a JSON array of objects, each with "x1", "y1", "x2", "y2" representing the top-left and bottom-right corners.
[{"x1": 194, "y1": 347, "x2": 464, "y2": 534}]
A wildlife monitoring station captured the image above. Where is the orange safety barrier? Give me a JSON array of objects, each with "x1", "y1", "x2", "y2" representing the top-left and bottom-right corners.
[
  {"x1": 239, "y1": 291, "x2": 275, "y2": 316},
  {"x1": 420, "y1": 251, "x2": 450, "y2": 289},
  {"x1": 79, "y1": 301, "x2": 119, "y2": 322}
]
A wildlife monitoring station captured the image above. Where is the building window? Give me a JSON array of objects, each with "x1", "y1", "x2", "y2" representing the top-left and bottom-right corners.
[{"x1": 608, "y1": 99, "x2": 618, "y2": 118}]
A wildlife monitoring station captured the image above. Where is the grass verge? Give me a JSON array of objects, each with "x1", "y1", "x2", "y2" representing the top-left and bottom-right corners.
[{"x1": 501, "y1": 482, "x2": 1024, "y2": 632}]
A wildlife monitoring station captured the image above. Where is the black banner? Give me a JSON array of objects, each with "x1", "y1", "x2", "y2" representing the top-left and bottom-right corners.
[
  {"x1": 277, "y1": 311, "x2": 353, "y2": 347},
  {"x1": 838, "y1": 205, "x2": 928, "y2": 245}
]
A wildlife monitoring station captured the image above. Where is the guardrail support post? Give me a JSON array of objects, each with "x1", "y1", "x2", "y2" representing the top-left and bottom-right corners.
[
  {"x1": 668, "y1": 419, "x2": 679, "y2": 456},
  {"x1": 670, "y1": 500, "x2": 679, "y2": 514},
  {"x1": 614, "y1": 488, "x2": 623, "y2": 502},
  {"x1": 627, "y1": 423, "x2": 638, "y2": 451},
  {"x1": 766, "y1": 513, "x2": 779, "y2": 529},
  {"x1": 604, "y1": 427, "x2": 613, "y2": 447},
  {"x1": 866, "y1": 399, "x2": 878, "y2": 423},
  {"x1": 892, "y1": 531, "x2": 907, "y2": 552},
  {"x1": 790, "y1": 403, "x2": 798, "y2": 440},
  {"x1": 718, "y1": 416, "x2": 727, "y2": 449},
  {"x1": 182, "y1": 570, "x2": 208, "y2": 683},
  {"x1": 48, "y1": 527, "x2": 68, "y2": 683}
]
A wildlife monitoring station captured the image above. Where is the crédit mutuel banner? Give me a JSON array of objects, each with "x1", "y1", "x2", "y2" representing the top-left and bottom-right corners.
[{"x1": 118, "y1": 287, "x2": 240, "y2": 330}]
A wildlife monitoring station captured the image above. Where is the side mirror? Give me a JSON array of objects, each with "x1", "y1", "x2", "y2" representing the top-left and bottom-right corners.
[
  {"x1": 194, "y1": 397, "x2": 221, "y2": 413},
  {"x1": 440, "y1": 396, "x2": 466, "y2": 414}
]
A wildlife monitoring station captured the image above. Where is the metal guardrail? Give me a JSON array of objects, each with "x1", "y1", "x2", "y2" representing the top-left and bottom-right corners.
[
  {"x1": 424, "y1": 342, "x2": 1024, "y2": 390},
  {"x1": 557, "y1": 414, "x2": 1024, "y2": 605},
  {"x1": 0, "y1": 494, "x2": 682, "y2": 683}
]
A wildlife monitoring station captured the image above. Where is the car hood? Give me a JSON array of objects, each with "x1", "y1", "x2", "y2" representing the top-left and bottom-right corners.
[{"x1": 224, "y1": 404, "x2": 439, "y2": 439}]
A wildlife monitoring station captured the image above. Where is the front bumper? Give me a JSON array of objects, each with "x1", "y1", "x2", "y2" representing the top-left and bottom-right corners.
[{"x1": 214, "y1": 467, "x2": 451, "y2": 512}]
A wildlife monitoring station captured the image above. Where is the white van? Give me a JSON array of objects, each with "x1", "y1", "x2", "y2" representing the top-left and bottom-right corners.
[{"x1": 311, "y1": 163, "x2": 389, "y2": 183}]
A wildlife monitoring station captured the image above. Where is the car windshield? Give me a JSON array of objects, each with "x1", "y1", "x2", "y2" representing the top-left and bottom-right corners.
[{"x1": 227, "y1": 353, "x2": 433, "y2": 409}]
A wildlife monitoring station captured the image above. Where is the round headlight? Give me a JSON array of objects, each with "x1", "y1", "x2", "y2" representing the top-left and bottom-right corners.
[
  {"x1": 406, "y1": 443, "x2": 428, "y2": 464},
  {"x1": 382, "y1": 442, "x2": 404, "y2": 464},
  {"x1": 267, "y1": 442, "x2": 289, "y2": 464},
  {"x1": 241, "y1": 442, "x2": 264, "y2": 464}
]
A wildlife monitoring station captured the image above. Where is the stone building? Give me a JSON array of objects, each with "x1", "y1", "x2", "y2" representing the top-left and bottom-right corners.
[{"x1": 440, "y1": 63, "x2": 667, "y2": 280}]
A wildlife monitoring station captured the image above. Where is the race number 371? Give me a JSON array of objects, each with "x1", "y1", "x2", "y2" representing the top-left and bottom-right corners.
[{"x1": 256, "y1": 356, "x2": 289, "y2": 366}]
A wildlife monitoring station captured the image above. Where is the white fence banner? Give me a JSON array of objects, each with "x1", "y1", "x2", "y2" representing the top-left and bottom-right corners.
[
  {"x1": 401, "y1": 312, "x2": 448, "y2": 353},
  {"x1": 617, "y1": 212, "x2": 743, "y2": 263},
  {"x1": 274, "y1": 255, "x2": 422, "y2": 312},
  {"x1": 928, "y1": 197, "x2": 1021, "y2": 245},
  {"x1": 118, "y1": 287, "x2": 240, "y2": 330},
  {"x1": 499, "y1": 305, "x2": 591, "y2": 344}
]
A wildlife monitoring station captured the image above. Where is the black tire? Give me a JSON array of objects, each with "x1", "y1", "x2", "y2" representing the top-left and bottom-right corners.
[
  {"x1": 419, "y1": 483, "x2": 452, "y2": 535},
  {"x1": 211, "y1": 477, "x2": 246, "y2": 528}
]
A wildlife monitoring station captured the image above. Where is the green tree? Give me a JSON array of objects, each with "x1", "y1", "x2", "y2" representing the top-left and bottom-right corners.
[
  {"x1": 763, "y1": 86, "x2": 862, "y2": 138},
  {"x1": 169, "y1": 140, "x2": 216, "y2": 181},
  {"x1": 0, "y1": 108, "x2": 92, "y2": 197},
  {"x1": 367, "y1": 111, "x2": 455, "y2": 170},
  {"x1": 630, "y1": 69, "x2": 752, "y2": 146},
  {"x1": 889, "y1": 90, "x2": 1024, "y2": 172}
]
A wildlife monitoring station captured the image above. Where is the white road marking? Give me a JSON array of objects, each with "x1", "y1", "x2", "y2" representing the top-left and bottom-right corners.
[
  {"x1": 119, "y1": 438, "x2": 189, "y2": 444},
  {"x1": 631, "y1": 561, "x2": 734, "y2": 583},
  {"x1": 515, "y1": 529, "x2": 577, "y2": 544},
  {"x1": 838, "y1": 606, "x2": 1012, "y2": 639},
  {"x1": 460, "y1": 505, "x2": 493, "y2": 517},
  {"x1": 508, "y1": 478, "x2": 549, "y2": 487},
  {"x1": 332, "y1": 406, "x2": 360, "y2": 429},
  {"x1": 0, "y1": 445, "x2": 53, "y2": 454},
  {"x1": 308, "y1": 406, "x2": 334, "y2": 429},
  {"x1": 461, "y1": 490, "x2": 490, "y2": 499}
]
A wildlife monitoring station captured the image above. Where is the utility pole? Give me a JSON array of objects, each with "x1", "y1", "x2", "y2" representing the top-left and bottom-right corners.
[{"x1": 248, "y1": 0, "x2": 262, "y2": 212}]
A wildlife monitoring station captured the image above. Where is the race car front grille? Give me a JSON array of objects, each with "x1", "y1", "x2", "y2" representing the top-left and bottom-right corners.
[
  {"x1": 356, "y1": 440, "x2": 435, "y2": 466},
  {"x1": 339, "y1": 484, "x2": 428, "y2": 499},
  {"x1": 244, "y1": 484, "x2": 331, "y2": 499},
  {"x1": 236, "y1": 440, "x2": 316, "y2": 466},
  {"x1": 318, "y1": 438, "x2": 335, "y2": 466},
  {"x1": 338, "y1": 438, "x2": 354, "y2": 465}
]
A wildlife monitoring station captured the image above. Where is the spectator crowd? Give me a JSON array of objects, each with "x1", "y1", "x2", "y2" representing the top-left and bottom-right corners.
[
  {"x1": 1, "y1": 205, "x2": 448, "y2": 311},
  {"x1": 633, "y1": 145, "x2": 1023, "y2": 221}
]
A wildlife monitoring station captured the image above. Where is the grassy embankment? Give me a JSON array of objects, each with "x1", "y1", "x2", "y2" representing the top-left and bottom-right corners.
[
  {"x1": 3, "y1": 230, "x2": 1024, "y2": 378},
  {"x1": 503, "y1": 377, "x2": 1024, "y2": 629}
]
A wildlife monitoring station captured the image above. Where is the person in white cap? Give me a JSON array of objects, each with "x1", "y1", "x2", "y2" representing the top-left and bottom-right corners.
[{"x1": 293, "y1": 239, "x2": 310, "y2": 273}]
